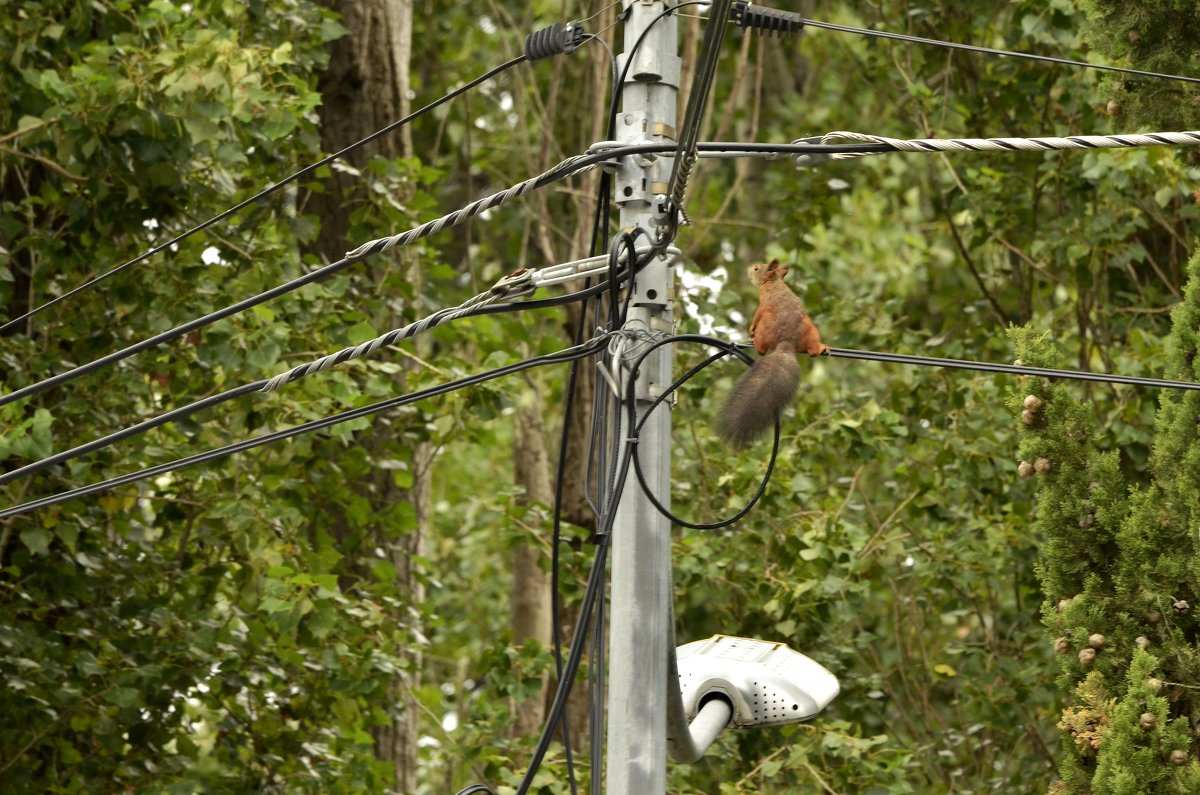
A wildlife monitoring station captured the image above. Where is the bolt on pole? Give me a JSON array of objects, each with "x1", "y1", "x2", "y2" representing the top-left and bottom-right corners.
[{"x1": 605, "y1": 2, "x2": 680, "y2": 793}]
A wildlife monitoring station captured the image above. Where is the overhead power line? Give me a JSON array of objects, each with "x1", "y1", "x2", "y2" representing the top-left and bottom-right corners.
[
  {"x1": 7, "y1": 268, "x2": 1198, "y2": 496},
  {"x1": 8, "y1": 127, "x2": 1195, "y2": 409},
  {"x1": 0, "y1": 55, "x2": 529, "y2": 336},
  {"x1": 667, "y1": 0, "x2": 733, "y2": 216},
  {"x1": 0, "y1": 141, "x2": 890, "y2": 409},
  {"x1": 825, "y1": 346, "x2": 1200, "y2": 391},
  {"x1": 816, "y1": 129, "x2": 1200, "y2": 160},
  {"x1": 0, "y1": 335, "x2": 614, "y2": 520},
  {"x1": 0, "y1": 248, "x2": 666, "y2": 487},
  {"x1": 624, "y1": 335, "x2": 781, "y2": 531},
  {"x1": 801, "y1": 17, "x2": 1200, "y2": 87}
]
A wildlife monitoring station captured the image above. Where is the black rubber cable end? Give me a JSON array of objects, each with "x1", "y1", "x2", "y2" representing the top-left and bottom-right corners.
[
  {"x1": 731, "y1": 2, "x2": 804, "y2": 36},
  {"x1": 525, "y1": 20, "x2": 586, "y2": 61}
]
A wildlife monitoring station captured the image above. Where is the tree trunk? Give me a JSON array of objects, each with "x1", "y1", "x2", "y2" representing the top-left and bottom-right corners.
[
  {"x1": 311, "y1": 0, "x2": 412, "y2": 257},
  {"x1": 311, "y1": 1, "x2": 421, "y2": 791},
  {"x1": 510, "y1": 400, "x2": 553, "y2": 737}
]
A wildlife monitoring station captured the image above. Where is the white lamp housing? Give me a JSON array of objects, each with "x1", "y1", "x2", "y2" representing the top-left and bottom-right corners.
[{"x1": 675, "y1": 634, "x2": 840, "y2": 728}]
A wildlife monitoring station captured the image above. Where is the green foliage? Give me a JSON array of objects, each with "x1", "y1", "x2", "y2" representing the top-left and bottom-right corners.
[
  {"x1": 1011, "y1": 223, "x2": 1200, "y2": 795},
  {"x1": 5, "y1": 0, "x2": 1200, "y2": 792},
  {"x1": 1092, "y1": 649, "x2": 1195, "y2": 794},
  {"x1": 1079, "y1": 1, "x2": 1200, "y2": 131},
  {"x1": 0, "y1": 1, "x2": 423, "y2": 792}
]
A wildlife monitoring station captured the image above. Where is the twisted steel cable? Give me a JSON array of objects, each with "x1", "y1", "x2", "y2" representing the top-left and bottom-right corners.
[{"x1": 819, "y1": 129, "x2": 1200, "y2": 160}]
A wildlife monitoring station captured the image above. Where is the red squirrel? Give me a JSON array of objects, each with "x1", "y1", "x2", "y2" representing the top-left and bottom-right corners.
[{"x1": 716, "y1": 259, "x2": 829, "y2": 447}]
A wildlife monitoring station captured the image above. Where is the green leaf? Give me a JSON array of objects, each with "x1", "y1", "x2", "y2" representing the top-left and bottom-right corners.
[
  {"x1": 259, "y1": 107, "x2": 298, "y2": 140},
  {"x1": 20, "y1": 527, "x2": 52, "y2": 555},
  {"x1": 345, "y1": 321, "x2": 378, "y2": 346},
  {"x1": 260, "y1": 596, "x2": 292, "y2": 614},
  {"x1": 105, "y1": 687, "x2": 140, "y2": 708},
  {"x1": 313, "y1": 574, "x2": 339, "y2": 594}
]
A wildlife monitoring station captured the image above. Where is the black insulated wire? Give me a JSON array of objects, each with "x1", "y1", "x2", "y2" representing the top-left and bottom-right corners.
[
  {"x1": 0, "y1": 54, "x2": 529, "y2": 336},
  {"x1": 0, "y1": 272, "x2": 640, "y2": 488},
  {"x1": 10, "y1": 324, "x2": 1194, "y2": 495},
  {"x1": 824, "y1": 346, "x2": 1200, "y2": 391},
  {"x1": 4, "y1": 140, "x2": 893, "y2": 410},
  {"x1": 802, "y1": 17, "x2": 1200, "y2": 87},
  {"x1": 544, "y1": 30, "x2": 621, "y2": 786},
  {"x1": 516, "y1": 533, "x2": 613, "y2": 795},
  {"x1": 588, "y1": 563, "x2": 606, "y2": 795},
  {"x1": 667, "y1": 0, "x2": 733, "y2": 213},
  {"x1": 731, "y1": 2, "x2": 804, "y2": 36},
  {"x1": 519, "y1": 415, "x2": 638, "y2": 795},
  {"x1": 0, "y1": 337, "x2": 612, "y2": 520},
  {"x1": 525, "y1": 20, "x2": 586, "y2": 60},
  {"x1": 624, "y1": 336, "x2": 781, "y2": 531}
]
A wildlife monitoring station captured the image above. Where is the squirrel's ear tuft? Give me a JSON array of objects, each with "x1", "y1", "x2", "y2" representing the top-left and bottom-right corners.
[{"x1": 767, "y1": 259, "x2": 780, "y2": 270}]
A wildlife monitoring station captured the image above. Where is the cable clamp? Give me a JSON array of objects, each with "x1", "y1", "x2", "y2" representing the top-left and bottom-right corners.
[
  {"x1": 791, "y1": 136, "x2": 831, "y2": 168},
  {"x1": 490, "y1": 267, "x2": 536, "y2": 298},
  {"x1": 588, "y1": 140, "x2": 631, "y2": 174}
]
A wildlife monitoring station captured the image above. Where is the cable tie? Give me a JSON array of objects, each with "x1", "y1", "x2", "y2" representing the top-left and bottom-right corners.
[
  {"x1": 731, "y1": 2, "x2": 804, "y2": 37},
  {"x1": 525, "y1": 20, "x2": 586, "y2": 61}
]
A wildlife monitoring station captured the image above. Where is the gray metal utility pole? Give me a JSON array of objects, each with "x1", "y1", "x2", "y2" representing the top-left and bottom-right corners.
[{"x1": 605, "y1": 1, "x2": 679, "y2": 792}]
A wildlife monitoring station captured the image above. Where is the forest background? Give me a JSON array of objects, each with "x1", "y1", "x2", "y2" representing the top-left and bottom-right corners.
[{"x1": 3, "y1": 0, "x2": 1200, "y2": 793}]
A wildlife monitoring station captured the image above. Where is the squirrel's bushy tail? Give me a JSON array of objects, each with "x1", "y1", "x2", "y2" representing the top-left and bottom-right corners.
[{"x1": 715, "y1": 348, "x2": 800, "y2": 448}]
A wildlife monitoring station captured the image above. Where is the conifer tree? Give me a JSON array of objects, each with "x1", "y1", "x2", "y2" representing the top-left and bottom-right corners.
[
  {"x1": 1010, "y1": 250, "x2": 1200, "y2": 792},
  {"x1": 1079, "y1": 1, "x2": 1200, "y2": 130}
]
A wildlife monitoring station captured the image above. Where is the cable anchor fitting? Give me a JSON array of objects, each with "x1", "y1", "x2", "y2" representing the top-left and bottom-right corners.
[
  {"x1": 490, "y1": 267, "x2": 536, "y2": 298},
  {"x1": 525, "y1": 20, "x2": 586, "y2": 61}
]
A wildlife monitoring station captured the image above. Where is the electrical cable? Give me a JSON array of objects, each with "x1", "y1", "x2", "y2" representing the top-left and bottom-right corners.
[
  {"x1": 544, "y1": 34, "x2": 623, "y2": 770},
  {"x1": 582, "y1": 33, "x2": 619, "y2": 98},
  {"x1": 548, "y1": 5, "x2": 698, "y2": 763},
  {"x1": 801, "y1": 17, "x2": 1200, "y2": 87},
  {"x1": 538, "y1": 8, "x2": 716, "y2": 784},
  {"x1": 9, "y1": 139, "x2": 825, "y2": 408},
  {"x1": 824, "y1": 346, "x2": 1200, "y2": 391},
  {"x1": 517, "y1": 421, "x2": 638, "y2": 795},
  {"x1": 453, "y1": 785, "x2": 496, "y2": 795},
  {"x1": 604, "y1": 0, "x2": 711, "y2": 144},
  {"x1": 0, "y1": 379, "x2": 262, "y2": 488},
  {"x1": 0, "y1": 148, "x2": 601, "y2": 408},
  {"x1": 543, "y1": 19, "x2": 629, "y2": 788},
  {"x1": 1, "y1": 144, "x2": 902, "y2": 409},
  {"x1": 578, "y1": 231, "x2": 655, "y2": 795},
  {"x1": 491, "y1": 322, "x2": 1200, "y2": 790},
  {"x1": 0, "y1": 55, "x2": 529, "y2": 336},
  {"x1": 0, "y1": 248, "x2": 668, "y2": 484},
  {"x1": 12, "y1": 123, "x2": 1181, "y2": 408},
  {"x1": 588, "y1": 557, "x2": 606, "y2": 795},
  {"x1": 0, "y1": 335, "x2": 613, "y2": 520},
  {"x1": 625, "y1": 336, "x2": 781, "y2": 530},
  {"x1": 818, "y1": 129, "x2": 1200, "y2": 161},
  {"x1": 8, "y1": 241, "x2": 1192, "y2": 502},
  {"x1": 516, "y1": 532, "x2": 612, "y2": 795},
  {"x1": 667, "y1": 0, "x2": 733, "y2": 215},
  {"x1": 620, "y1": 337, "x2": 1200, "y2": 529},
  {"x1": 549, "y1": 345, "x2": 586, "y2": 795}
]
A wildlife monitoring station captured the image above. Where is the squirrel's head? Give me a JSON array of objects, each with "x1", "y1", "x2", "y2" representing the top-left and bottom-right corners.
[{"x1": 748, "y1": 259, "x2": 788, "y2": 284}]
